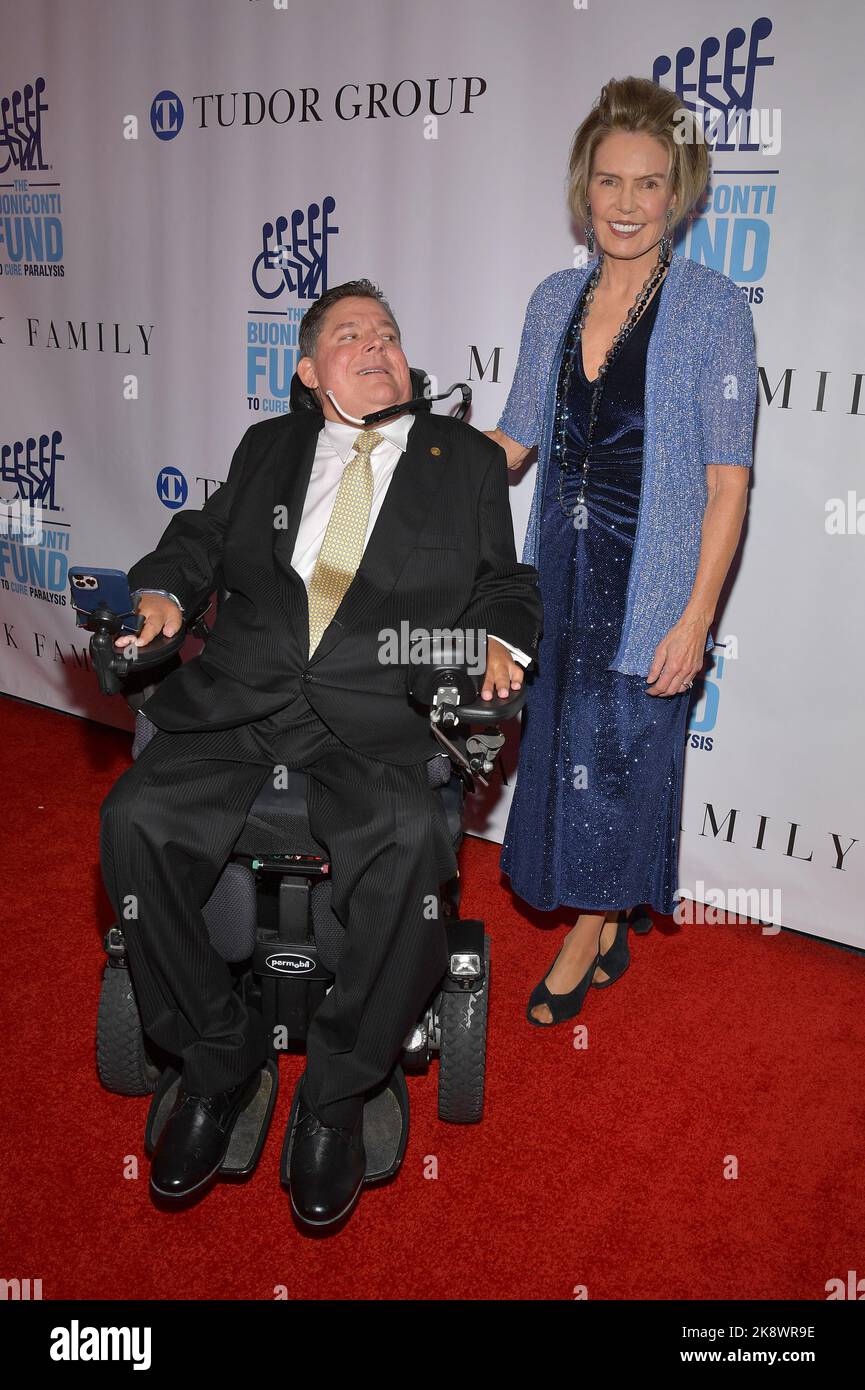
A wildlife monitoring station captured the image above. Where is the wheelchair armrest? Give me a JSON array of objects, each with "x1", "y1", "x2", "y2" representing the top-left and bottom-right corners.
[
  {"x1": 408, "y1": 661, "x2": 527, "y2": 727},
  {"x1": 89, "y1": 624, "x2": 185, "y2": 695},
  {"x1": 408, "y1": 661, "x2": 527, "y2": 790},
  {"x1": 87, "y1": 594, "x2": 212, "y2": 697},
  {"x1": 452, "y1": 685, "x2": 526, "y2": 725}
]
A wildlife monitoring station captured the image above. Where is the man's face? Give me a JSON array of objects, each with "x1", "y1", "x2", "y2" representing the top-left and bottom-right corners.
[{"x1": 298, "y1": 296, "x2": 412, "y2": 424}]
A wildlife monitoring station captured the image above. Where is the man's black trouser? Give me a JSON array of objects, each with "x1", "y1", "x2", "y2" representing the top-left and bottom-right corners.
[{"x1": 98, "y1": 693, "x2": 455, "y2": 1128}]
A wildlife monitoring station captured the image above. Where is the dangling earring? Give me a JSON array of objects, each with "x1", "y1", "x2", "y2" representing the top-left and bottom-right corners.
[
  {"x1": 659, "y1": 207, "x2": 674, "y2": 262},
  {"x1": 585, "y1": 209, "x2": 595, "y2": 255}
]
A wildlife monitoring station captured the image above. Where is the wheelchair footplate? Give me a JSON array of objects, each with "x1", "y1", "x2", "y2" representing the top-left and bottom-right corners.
[
  {"x1": 280, "y1": 1064, "x2": 409, "y2": 1189},
  {"x1": 144, "y1": 1060, "x2": 279, "y2": 1176}
]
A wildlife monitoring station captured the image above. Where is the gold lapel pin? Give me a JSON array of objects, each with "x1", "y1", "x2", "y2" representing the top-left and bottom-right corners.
[{"x1": 430, "y1": 447, "x2": 442, "y2": 457}]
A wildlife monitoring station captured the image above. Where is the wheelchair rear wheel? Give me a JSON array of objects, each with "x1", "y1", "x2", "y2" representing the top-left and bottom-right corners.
[{"x1": 96, "y1": 963, "x2": 162, "y2": 1095}]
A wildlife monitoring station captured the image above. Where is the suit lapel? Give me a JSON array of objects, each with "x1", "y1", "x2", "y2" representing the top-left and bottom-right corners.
[
  {"x1": 271, "y1": 411, "x2": 324, "y2": 582},
  {"x1": 278, "y1": 408, "x2": 445, "y2": 666}
]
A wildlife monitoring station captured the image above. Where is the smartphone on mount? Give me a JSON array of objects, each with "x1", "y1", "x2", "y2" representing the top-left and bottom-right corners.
[{"x1": 69, "y1": 567, "x2": 143, "y2": 636}]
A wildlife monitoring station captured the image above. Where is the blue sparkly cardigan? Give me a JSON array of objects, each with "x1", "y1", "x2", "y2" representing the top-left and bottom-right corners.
[{"x1": 497, "y1": 252, "x2": 758, "y2": 676}]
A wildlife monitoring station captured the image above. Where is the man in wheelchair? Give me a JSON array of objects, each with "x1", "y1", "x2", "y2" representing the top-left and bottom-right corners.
[{"x1": 97, "y1": 278, "x2": 542, "y2": 1227}]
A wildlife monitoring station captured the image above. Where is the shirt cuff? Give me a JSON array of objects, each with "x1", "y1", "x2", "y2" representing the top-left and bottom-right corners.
[
  {"x1": 489, "y1": 633, "x2": 532, "y2": 668},
  {"x1": 132, "y1": 587, "x2": 186, "y2": 618}
]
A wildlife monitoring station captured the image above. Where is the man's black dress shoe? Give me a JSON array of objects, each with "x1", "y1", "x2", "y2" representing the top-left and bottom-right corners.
[
  {"x1": 289, "y1": 1080, "x2": 366, "y2": 1227},
  {"x1": 149, "y1": 1069, "x2": 261, "y2": 1199}
]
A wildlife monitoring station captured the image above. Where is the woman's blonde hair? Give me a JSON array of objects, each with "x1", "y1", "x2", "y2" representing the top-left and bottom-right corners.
[{"x1": 567, "y1": 76, "x2": 709, "y2": 232}]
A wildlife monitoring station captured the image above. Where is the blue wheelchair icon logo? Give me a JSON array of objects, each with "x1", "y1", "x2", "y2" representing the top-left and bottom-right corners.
[
  {"x1": 151, "y1": 90, "x2": 184, "y2": 140},
  {"x1": 157, "y1": 467, "x2": 188, "y2": 510}
]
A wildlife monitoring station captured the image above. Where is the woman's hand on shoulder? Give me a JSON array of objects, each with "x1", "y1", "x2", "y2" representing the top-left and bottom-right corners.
[{"x1": 484, "y1": 428, "x2": 531, "y2": 472}]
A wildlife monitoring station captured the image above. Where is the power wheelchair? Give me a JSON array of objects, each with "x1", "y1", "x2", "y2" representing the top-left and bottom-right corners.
[{"x1": 80, "y1": 369, "x2": 527, "y2": 1192}]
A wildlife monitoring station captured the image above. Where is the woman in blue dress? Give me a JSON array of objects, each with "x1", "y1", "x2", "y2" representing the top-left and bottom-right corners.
[{"x1": 488, "y1": 78, "x2": 758, "y2": 1025}]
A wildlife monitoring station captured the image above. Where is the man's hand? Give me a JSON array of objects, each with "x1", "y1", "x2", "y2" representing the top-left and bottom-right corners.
[
  {"x1": 113, "y1": 594, "x2": 183, "y2": 651},
  {"x1": 480, "y1": 636, "x2": 525, "y2": 701}
]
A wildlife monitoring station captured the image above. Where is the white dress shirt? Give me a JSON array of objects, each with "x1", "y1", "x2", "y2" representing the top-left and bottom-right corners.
[{"x1": 290, "y1": 412, "x2": 531, "y2": 667}]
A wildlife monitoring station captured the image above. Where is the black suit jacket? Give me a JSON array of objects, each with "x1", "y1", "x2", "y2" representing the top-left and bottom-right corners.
[{"x1": 127, "y1": 408, "x2": 543, "y2": 764}]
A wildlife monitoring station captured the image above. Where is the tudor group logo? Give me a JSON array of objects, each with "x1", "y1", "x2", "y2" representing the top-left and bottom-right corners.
[
  {"x1": 150, "y1": 90, "x2": 184, "y2": 141},
  {"x1": 156, "y1": 466, "x2": 188, "y2": 509},
  {"x1": 653, "y1": 16, "x2": 776, "y2": 299}
]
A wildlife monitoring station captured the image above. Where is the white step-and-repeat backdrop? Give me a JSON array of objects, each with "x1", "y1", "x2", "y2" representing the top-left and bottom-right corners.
[{"x1": 2, "y1": 2, "x2": 862, "y2": 945}]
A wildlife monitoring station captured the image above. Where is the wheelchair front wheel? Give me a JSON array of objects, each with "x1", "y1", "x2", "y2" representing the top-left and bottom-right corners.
[{"x1": 96, "y1": 962, "x2": 162, "y2": 1095}]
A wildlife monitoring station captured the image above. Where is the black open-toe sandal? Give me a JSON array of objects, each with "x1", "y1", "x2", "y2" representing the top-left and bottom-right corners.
[
  {"x1": 591, "y1": 911, "x2": 631, "y2": 989},
  {"x1": 526, "y1": 948, "x2": 600, "y2": 1027}
]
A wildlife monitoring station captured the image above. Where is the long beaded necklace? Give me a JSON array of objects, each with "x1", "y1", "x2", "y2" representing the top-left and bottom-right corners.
[{"x1": 554, "y1": 245, "x2": 672, "y2": 517}]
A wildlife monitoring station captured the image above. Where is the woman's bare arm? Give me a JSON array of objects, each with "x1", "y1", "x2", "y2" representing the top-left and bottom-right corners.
[
  {"x1": 646, "y1": 464, "x2": 750, "y2": 695},
  {"x1": 682, "y1": 464, "x2": 751, "y2": 631}
]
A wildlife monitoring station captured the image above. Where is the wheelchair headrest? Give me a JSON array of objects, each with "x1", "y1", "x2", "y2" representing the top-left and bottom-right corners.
[{"x1": 289, "y1": 367, "x2": 432, "y2": 415}]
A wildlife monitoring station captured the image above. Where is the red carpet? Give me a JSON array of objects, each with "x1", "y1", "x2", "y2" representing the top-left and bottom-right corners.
[{"x1": 1, "y1": 694, "x2": 863, "y2": 1301}]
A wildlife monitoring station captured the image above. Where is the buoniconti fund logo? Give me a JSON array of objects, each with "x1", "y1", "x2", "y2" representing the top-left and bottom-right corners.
[
  {"x1": 0, "y1": 429, "x2": 70, "y2": 610},
  {"x1": 0, "y1": 78, "x2": 65, "y2": 278},
  {"x1": 653, "y1": 16, "x2": 776, "y2": 303},
  {"x1": 247, "y1": 197, "x2": 340, "y2": 415}
]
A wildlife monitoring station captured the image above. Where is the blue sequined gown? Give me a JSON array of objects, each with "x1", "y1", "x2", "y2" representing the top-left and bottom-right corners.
[{"x1": 501, "y1": 283, "x2": 690, "y2": 915}]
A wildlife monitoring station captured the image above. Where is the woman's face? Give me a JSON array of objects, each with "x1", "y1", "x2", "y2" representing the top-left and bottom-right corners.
[{"x1": 587, "y1": 131, "x2": 677, "y2": 261}]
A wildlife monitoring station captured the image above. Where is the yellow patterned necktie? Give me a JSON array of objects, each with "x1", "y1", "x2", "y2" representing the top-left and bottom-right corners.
[{"x1": 307, "y1": 429, "x2": 384, "y2": 655}]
